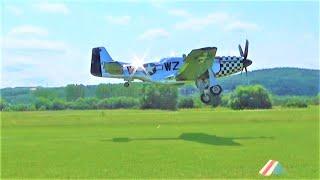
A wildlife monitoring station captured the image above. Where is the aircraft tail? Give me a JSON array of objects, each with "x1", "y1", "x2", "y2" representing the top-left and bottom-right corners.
[{"x1": 90, "y1": 47, "x2": 113, "y2": 77}]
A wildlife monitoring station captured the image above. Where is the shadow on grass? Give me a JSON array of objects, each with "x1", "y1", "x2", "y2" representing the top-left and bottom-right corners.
[{"x1": 103, "y1": 133, "x2": 274, "y2": 146}]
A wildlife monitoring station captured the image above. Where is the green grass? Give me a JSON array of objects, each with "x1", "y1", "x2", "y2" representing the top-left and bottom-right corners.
[{"x1": 1, "y1": 107, "x2": 319, "y2": 179}]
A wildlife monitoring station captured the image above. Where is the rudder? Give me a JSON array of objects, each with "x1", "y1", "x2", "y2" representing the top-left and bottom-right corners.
[
  {"x1": 91, "y1": 47, "x2": 113, "y2": 77},
  {"x1": 98, "y1": 47, "x2": 113, "y2": 63}
]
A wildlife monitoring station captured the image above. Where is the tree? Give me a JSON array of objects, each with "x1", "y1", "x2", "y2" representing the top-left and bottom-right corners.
[
  {"x1": 68, "y1": 97, "x2": 99, "y2": 109},
  {"x1": 32, "y1": 88, "x2": 57, "y2": 100},
  {"x1": 97, "y1": 97, "x2": 139, "y2": 109},
  {"x1": 35, "y1": 97, "x2": 52, "y2": 110},
  {"x1": 221, "y1": 94, "x2": 231, "y2": 107},
  {"x1": 65, "y1": 84, "x2": 85, "y2": 101},
  {"x1": 178, "y1": 97, "x2": 194, "y2": 108},
  {"x1": 284, "y1": 98, "x2": 308, "y2": 108},
  {"x1": 211, "y1": 95, "x2": 221, "y2": 107},
  {"x1": 141, "y1": 84, "x2": 178, "y2": 110},
  {"x1": 96, "y1": 84, "x2": 110, "y2": 99},
  {"x1": 0, "y1": 98, "x2": 7, "y2": 111},
  {"x1": 10, "y1": 104, "x2": 35, "y2": 111},
  {"x1": 229, "y1": 85, "x2": 272, "y2": 109},
  {"x1": 51, "y1": 99, "x2": 67, "y2": 110}
]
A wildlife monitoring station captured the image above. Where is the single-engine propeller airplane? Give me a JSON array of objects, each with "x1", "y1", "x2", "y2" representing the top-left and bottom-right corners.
[{"x1": 91, "y1": 40, "x2": 252, "y2": 104}]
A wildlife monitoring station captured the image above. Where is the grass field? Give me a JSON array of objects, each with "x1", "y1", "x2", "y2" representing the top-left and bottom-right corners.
[{"x1": 1, "y1": 106, "x2": 319, "y2": 179}]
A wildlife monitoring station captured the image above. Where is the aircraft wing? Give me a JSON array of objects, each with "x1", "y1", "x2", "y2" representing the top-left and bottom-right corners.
[{"x1": 176, "y1": 47, "x2": 217, "y2": 81}]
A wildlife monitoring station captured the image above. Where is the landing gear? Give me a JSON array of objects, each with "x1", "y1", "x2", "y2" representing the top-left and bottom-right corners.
[
  {"x1": 209, "y1": 85, "x2": 222, "y2": 96},
  {"x1": 196, "y1": 75, "x2": 223, "y2": 104},
  {"x1": 200, "y1": 93, "x2": 211, "y2": 104},
  {"x1": 124, "y1": 82, "x2": 130, "y2": 87}
]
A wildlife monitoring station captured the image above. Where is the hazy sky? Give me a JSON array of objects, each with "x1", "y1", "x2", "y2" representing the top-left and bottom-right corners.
[{"x1": 1, "y1": 1, "x2": 319, "y2": 88}]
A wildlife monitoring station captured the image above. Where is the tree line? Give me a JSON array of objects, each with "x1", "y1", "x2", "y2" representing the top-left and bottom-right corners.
[{"x1": 1, "y1": 83, "x2": 318, "y2": 111}]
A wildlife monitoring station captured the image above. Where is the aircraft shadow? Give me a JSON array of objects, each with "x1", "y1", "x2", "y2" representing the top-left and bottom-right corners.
[{"x1": 103, "y1": 133, "x2": 274, "y2": 146}]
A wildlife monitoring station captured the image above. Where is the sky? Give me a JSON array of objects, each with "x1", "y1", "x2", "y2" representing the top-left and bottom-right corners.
[{"x1": 1, "y1": 0, "x2": 319, "y2": 88}]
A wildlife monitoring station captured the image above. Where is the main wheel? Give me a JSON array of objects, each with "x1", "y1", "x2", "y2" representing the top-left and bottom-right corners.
[
  {"x1": 200, "y1": 93, "x2": 211, "y2": 104},
  {"x1": 124, "y1": 82, "x2": 130, "y2": 87},
  {"x1": 209, "y1": 85, "x2": 222, "y2": 96}
]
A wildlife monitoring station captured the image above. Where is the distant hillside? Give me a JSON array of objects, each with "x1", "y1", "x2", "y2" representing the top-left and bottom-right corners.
[
  {"x1": 1, "y1": 67, "x2": 319, "y2": 104},
  {"x1": 219, "y1": 67, "x2": 319, "y2": 96}
]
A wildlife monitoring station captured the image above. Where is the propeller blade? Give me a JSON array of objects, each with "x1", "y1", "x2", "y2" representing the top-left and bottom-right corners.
[
  {"x1": 244, "y1": 39, "x2": 249, "y2": 59},
  {"x1": 238, "y1": 45, "x2": 244, "y2": 57},
  {"x1": 245, "y1": 67, "x2": 248, "y2": 76}
]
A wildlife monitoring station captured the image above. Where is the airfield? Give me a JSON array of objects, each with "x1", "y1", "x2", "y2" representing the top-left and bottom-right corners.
[{"x1": 1, "y1": 106, "x2": 319, "y2": 178}]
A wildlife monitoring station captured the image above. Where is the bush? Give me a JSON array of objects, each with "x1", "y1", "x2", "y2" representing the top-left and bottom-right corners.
[
  {"x1": 38, "y1": 105, "x2": 47, "y2": 111},
  {"x1": 10, "y1": 104, "x2": 36, "y2": 111},
  {"x1": 271, "y1": 95, "x2": 318, "y2": 106},
  {"x1": 51, "y1": 99, "x2": 67, "y2": 110},
  {"x1": 193, "y1": 97, "x2": 204, "y2": 108},
  {"x1": 211, "y1": 95, "x2": 221, "y2": 107},
  {"x1": 2, "y1": 106, "x2": 12, "y2": 111},
  {"x1": 0, "y1": 98, "x2": 8, "y2": 111},
  {"x1": 284, "y1": 98, "x2": 308, "y2": 108},
  {"x1": 83, "y1": 97, "x2": 99, "y2": 109},
  {"x1": 311, "y1": 94, "x2": 320, "y2": 105},
  {"x1": 35, "y1": 97, "x2": 52, "y2": 110},
  {"x1": 178, "y1": 97, "x2": 194, "y2": 108},
  {"x1": 141, "y1": 84, "x2": 178, "y2": 110},
  {"x1": 229, "y1": 85, "x2": 272, "y2": 109},
  {"x1": 221, "y1": 94, "x2": 231, "y2": 107},
  {"x1": 69, "y1": 97, "x2": 98, "y2": 110},
  {"x1": 97, "y1": 97, "x2": 139, "y2": 109}
]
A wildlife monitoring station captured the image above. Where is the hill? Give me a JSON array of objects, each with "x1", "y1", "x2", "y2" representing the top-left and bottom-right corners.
[{"x1": 219, "y1": 67, "x2": 319, "y2": 96}]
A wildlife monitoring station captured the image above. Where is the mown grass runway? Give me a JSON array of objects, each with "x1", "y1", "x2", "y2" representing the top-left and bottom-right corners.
[{"x1": 1, "y1": 107, "x2": 319, "y2": 178}]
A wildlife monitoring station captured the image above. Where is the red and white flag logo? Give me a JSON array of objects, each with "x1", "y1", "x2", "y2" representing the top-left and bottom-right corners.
[{"x1": 259, "y1": 160, "x2": 284, "y2": 176}]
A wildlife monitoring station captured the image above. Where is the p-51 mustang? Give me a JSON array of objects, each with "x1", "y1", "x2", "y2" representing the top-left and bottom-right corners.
[{"x1": 90, "y1": 40, "x2": 252, "y2": 104}]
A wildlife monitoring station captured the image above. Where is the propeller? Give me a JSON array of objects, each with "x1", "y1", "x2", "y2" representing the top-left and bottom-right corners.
[{"x1": 239, "y1": 39, "x2": 252, "y2": 76}]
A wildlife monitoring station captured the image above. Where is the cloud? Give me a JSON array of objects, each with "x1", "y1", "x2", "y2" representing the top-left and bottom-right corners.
[
  {"x1": 168, "y1": 9, "x2": 190, "y2": 18},
  {"x1": 5, "y1": 5, "x2": 23, "y2": 16},
  {"x1": 174, "y1": 12, "x2": 259, "y2": 32},
  {"x1": 149, "y1": 0, "x2": 167, "y2": 8},
  {"x1": 34, "y1": 2, "x2": 69, "y2": 14},
  {"x1": 1, "y1": 36, "x2": 90, "y2": 87},
  {"x1": 174, "y1": 12, "x2": 229, "y2": 30},
  {"x1": 139, "y1": 28, "x2": 170, "y2": 40},
  {"x1": 3, "y1": 36, "x2": 67, "y2": 53},
  {"x1": 216, "y1": 49, "x2": 239, "y2": 56},
  {"x1": 225, "y1": 21, "x2": 259, "y2": 31},
  {"x1": 8, "y1": 25, "x2": 49, "y2": 36},
  {"x1": 105, "y1": 15, "x2": 131, "y2": 25},
  {"x1": 302, "y1": 32, "x2": 314, "y2": 40}
]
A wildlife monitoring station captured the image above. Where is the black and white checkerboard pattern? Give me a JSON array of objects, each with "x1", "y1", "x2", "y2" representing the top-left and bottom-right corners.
[{"x1": 215, "y1": 56, "x2": 243, "y2": 77}]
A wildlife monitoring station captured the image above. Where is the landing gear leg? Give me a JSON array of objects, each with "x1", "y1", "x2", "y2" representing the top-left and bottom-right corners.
[
  {"x1": 196, "y1": 69, "x2": 223, "y2": 105},
  {"x1": 196, "y1": 79, "x2": 211, "y2": 104},
  {"x1": 208, "y1": 69, "x2": 222, "y2": 96}
]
